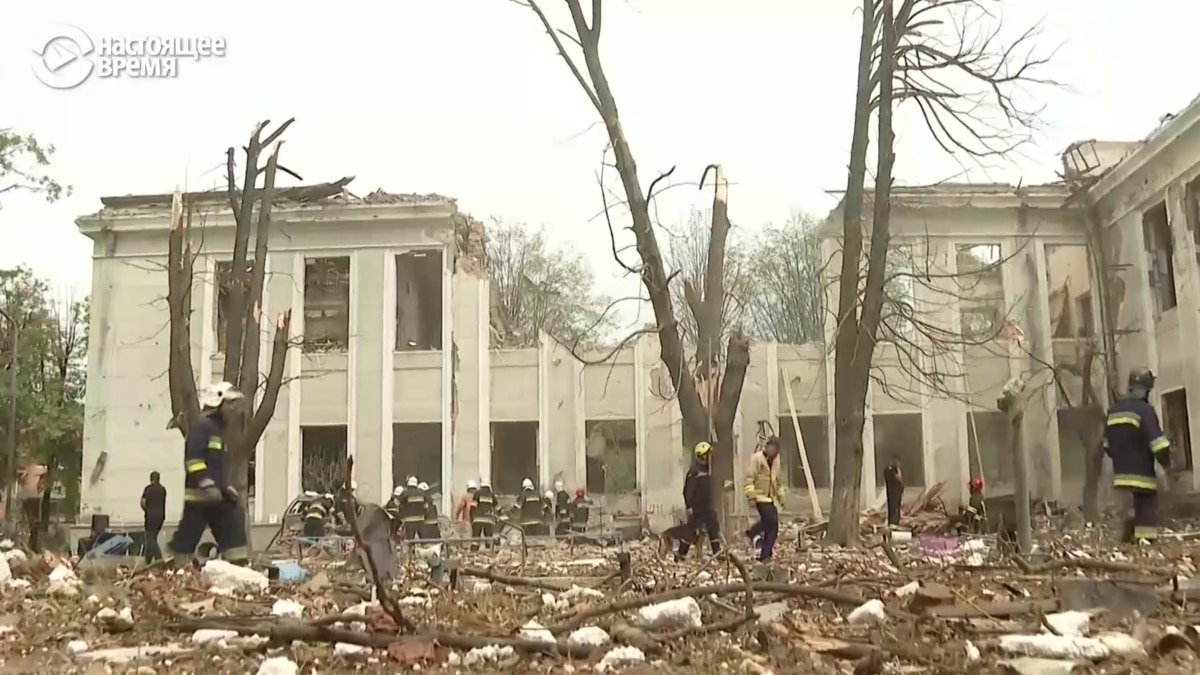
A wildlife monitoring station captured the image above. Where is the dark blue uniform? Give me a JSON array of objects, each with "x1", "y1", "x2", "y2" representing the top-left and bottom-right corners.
[
  {"x1": 168, "y1": 413, "x2": 249, "y2": 562},
  {"x1": 1104, "y1": 395, "x2": 1170, "y2": 542}
]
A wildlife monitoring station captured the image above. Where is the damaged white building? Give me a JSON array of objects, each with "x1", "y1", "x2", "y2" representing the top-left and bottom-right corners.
[{"x1": 75, "y1": 95, "x2": 1200, "y2": 528}]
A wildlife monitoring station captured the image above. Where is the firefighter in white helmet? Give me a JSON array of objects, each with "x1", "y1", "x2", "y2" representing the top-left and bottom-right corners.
[
  {"x1": 168, "y1": 382, "x2": 249, "y2": 565},
  {"x1": 519, "y1": 478, "x2": 545, "y2": 536}
]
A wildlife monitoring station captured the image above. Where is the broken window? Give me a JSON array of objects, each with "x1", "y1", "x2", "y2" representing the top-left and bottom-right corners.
[
  {"x1": 392, "y1": 423, "x2": 443, "y2": 489},
  {"x1": 955, "y1": 244, "x2": 1005, "y2": 341},
  {"x1": 1142, "y1": 202, "x2": 1177, "y2": 314},
  {"x1": 300, "y1": 425, "x2": 347, "y2": 494},
  {"x1": 584, "y1": 420, "x2": 637, "y2": 494},
  {"x1": 491, "y1": 421, "x2": 538, "y2": 496},
  {"x1": 776, "y1": 415, "x2": 830, "y2": 489},
  {"x1": 872, "y1": 413, "x2": 924, "y2": 488},
  {"x1": 303, "y1": 257, "x2": 350, "y2": 352},
  {"x1": 1162, "y1": 389, "x2": 1193, "y2": 472},
  {"x1": 966, "y1": 410, "x2": 1010, "y2": 485},
  {"x1": 1044, "y1": 245, "x2": 1095, "y2": 339},
  {"x1": 1057, "y1": 408, "x2": 1097, "y2": 481},
  {"x1": 1187, "y1": 179, "x2": 1200, "y2": 266},
  {"x1": 214, "y1": 260, "x2": 254, "y2": 353},
  {"x1": 395, "y1": 250, "x2": 444, "y2": 351}
]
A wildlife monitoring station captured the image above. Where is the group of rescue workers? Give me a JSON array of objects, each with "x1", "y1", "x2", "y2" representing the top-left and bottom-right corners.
[{"x1": 153, "y1": 363, "x2": 1175, "y2": 567}]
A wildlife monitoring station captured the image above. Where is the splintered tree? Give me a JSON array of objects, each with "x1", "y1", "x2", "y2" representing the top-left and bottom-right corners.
[
  {"x1": 166, "y1": 120, "x2": 298, "y2": 531},
  {"x1": 518, "y1": 1, "x2": 750, "y2": 523},
  {"x1": 827, "y1": 0, "x2": 1053, "y2": 545}
]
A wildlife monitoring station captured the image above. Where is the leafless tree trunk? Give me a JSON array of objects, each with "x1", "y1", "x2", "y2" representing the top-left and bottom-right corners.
[
  {"x1": 518, "y1": 1, "x2": 750, "y2": 527},
  {"x1": 827, "y1": 0, "x2": 1054, "y2": 545},
  {"x1": 828, "y1": 0, "x2": 890, "y2": 546},
  {"x1": 167, "y1": 120, "x2": 298, "y2": 549}
]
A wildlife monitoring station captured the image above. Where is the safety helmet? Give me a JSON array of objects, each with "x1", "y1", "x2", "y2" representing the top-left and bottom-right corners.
[
  {"x1": 544, "y1": 490, "x2": 554, "y2": 499},
  {"x1": 694, "y1": 442, "x2": 712, "y2": 457},
  {"x1": 480, "y1": 479, "x2": 491, "y2": 489},
  {"x1": 1128, "y1": 367, "x2": 1156, "y2": 395},
  {"x1": 418, "y1": 482, "x2": 430, "y2": 491},
  {"x1": 200, "y1": 381, "x2": 244, "y2": 409},
  {"x1": 406, "y1": 476, "x2": 418, "y2": 488},
  {"x1": 466, "y1": 479, "x2": 478, "y2": 491},
  {"x1": 392, "y1": 486, "x2": 405, "y2": 497},
  {"x1": 969, "y1": 478, "x2": 984, "y2": 492},
  {"x1": 575, "y1": 488, "x2": 585, "y2": 498},
  {"x1": 554, "y1": 480, "x2": 564, "y2": 491},
  {"x1": 522, "y1": 478, "x2": 534, "y2": 490}
]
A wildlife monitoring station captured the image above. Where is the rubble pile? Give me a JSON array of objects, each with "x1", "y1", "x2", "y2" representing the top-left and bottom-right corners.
[{"x1": 0, "y1": 516, "x2": 1197, "y2": 674}]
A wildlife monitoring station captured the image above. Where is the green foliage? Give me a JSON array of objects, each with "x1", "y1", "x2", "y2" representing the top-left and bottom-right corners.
[
  {"x1": 487, "y1": 219, "x2": 617, "y2": 348},
  {"x1": 0, "y1": 267, "x2": 87, "y2": 515},
  {"x1": 0, "y1": 130, "x2": 70, "y2": 205}
]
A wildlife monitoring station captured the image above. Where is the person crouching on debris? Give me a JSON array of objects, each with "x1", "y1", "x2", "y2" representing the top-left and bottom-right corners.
[
  {"x1": 570, "y1": 488, "x2": 591, "y2": 534},
  {"x1": 471, "y1": 479, "x2": 497, "y2": 550},
  {"x1": 553, "y1": 481, "x2": 572, "y2": 536},
  {"x1": 399, "y1": 476, "x2": 426, "y2": 540},
  {"x1": 884, "y1": 454, "x2": 904, "y2": 534},
  {"x1": 958, "y1": 478, "x2": 987, "y2": 534},
  {"x1": 676, "y1": 441, "x2": 722, "y2": 561},
  {"x1": 1106, "y1": 367, "x2": 1170, "y2": 544},
  {"x1": 419, "y1": 482, "x2": 440, "y2": 540},
  {"x1": 744, "y1": 436, "x2": 783, "y2": 563},
  {"x1": 302, "y1": 491, "x2": 329, "y2": 539},
  {"x1": 519, "y1": 478, "x2": 546, "y2": 536},
  {"x1": 168, "y1": 381, "x2": 250, "y2": 565}
]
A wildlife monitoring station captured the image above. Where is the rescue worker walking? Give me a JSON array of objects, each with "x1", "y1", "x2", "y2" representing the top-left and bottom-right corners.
[
  {"x1": 570, "y1": 488, "x2": 591, "y2": 534},
  {"x1": 302, "y1": 491, "x2": 329, "y2": 539},
  {"x1": 1105, "y1": 367, "x2": 1171, "y2": 544},
  {"x1": 168, "y1": 382, "x2": 250, "y2": 565},
  {"x1": 883, "y1": 455, "x2": 904, "y2": 533},
  {"x1": 677, "y1": 442, "x2": 722, "y2": 561},
  {"x1": 470, "y1": 479, "x2": 497, "y2": 549},
  {"x1": 398, "y1": 476, "x2": 426, "y2": 540},
  {"x1": 519, "y1": 478, "x2": 545, "y2": 536},
  {"x1": 140, "y1": 471, "x2": 167, "y2": 563},
  {"x1": 553, "y1": 481, "x2": 572, "y2": 536},
  {"x1": 744, "y1": 436, "x2": 783, "y2": 563},
  {"x1": 419, "y1": 482, "x2": 440, "y2": 540}
]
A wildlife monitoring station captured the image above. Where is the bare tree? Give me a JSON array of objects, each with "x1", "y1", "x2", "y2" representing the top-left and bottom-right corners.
[
  {"x1": 516, "y1": 1, "x2": 750, "y2": 525},
  {"x1": 665, "y1": 208, "x2": 753, "y2": 348},
  {"x1": 827, "y1": 0, "x2": 1053, "y2": 545},
  {"x1": 487, "y1": 219, "x2": 615, "y2": 348},
  {"x1": 0, "y1": 130, "x2": 69, "y2": 205},
  {"x1": 743, "y1": 214, "x2": 826, "y2": 344},
  {"x1": 166, "y1": 120, "x2": 299, "y2": 541}
]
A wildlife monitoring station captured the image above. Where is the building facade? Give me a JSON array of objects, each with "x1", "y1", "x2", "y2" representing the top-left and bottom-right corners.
[{"x1": 76, "y1": 95, "x2": 1200, "y2": 526}]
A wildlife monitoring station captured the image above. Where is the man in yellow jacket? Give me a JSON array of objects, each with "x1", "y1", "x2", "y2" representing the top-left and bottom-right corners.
[{"x1": 744, "y1": 436, "x2": 783, "y2": 562}]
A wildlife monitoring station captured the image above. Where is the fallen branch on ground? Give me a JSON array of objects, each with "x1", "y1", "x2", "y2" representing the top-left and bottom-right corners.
[
  {"x1": 342, "y1": 456, "x2": 415, "y2": 633},
  {"x1": 1014, "y1": 556, "x2": 1175, "y2": 577}
]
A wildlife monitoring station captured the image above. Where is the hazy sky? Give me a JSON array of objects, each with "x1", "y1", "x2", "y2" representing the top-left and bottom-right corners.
[{"x1": 3, "y1": 0, "x2": 1200, "y2": 304}]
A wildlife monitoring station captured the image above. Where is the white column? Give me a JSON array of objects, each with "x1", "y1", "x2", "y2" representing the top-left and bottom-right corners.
[
  {"x1": 633, "y1": 335, "x2": 647, "y2": 499},
  {"x1": 440, "y1": 245, "x2": 454, "y2": 514},
  {"x1": 199, "y1": 256, "x2": 216, "y2": 389},
  {"x1": 254, "y1": 255, "x2": 271, "y2": 523},
  {"x1": 536, "y1": 331, "x2": 552, "y2": 488},
  {"x1": 286, "y1": 254, "x2": 305, "y2": 504},
  {"x1": 1165, "y1": 184, "x2": 1200, "y2": 488},
  {"x1": 1029, "y1": 240, "x2": 1062, "y2": 498},
  {"x1": 1129, "y1": 213, "x2": 1162, "y2": 411},
  {"x1": 572, "y1": 355, "x2": 587, "y2": 488},
  {"x1": 477, "y1": 277, "x2": 492, "y2": 486},
  {"x1": 380, "y1": 251, "x2": 397, "y2": 500},
  {"x1": 347, "y1": 252, "x2": 360, "y2": 475}
]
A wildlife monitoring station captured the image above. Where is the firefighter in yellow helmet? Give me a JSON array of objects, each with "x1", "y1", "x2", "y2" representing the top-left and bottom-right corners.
[{"x1": 676, "y1": 441, "x2": 721, "y2": 561}]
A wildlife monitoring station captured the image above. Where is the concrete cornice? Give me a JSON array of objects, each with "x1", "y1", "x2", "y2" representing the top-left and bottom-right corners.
[
  {"x1": 1085, "y1": 94, "x2": 1200, "y2": 207},
  {"x1": 75, "y1": 201, "x2": 458, "y2": 238}
]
